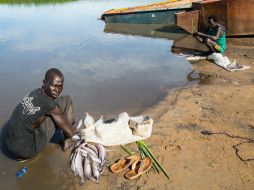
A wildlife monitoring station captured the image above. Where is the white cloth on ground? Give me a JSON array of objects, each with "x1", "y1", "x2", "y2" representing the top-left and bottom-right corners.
[
  {"x1": 177, "y1": 53, "x2": 207, "y2": 61},
  {"x1": 79, "y1": 112, "x2": 153, "y2": 146},
  {"x1": 207, "y1": 53, "x2": 250, "y2": 71},
  {"x1": 179, "y1": 52, "x2": 250, "y2": 71}
]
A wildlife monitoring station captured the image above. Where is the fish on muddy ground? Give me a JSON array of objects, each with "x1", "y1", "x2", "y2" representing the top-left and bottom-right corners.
[
  {"x1": 70, "y1": 141, "x2": 108, "y2": 184},
  {"x1": 91, "y1": 158, "x2": 100, "y2": 183},
  {"x1": 95, "y1": 143, "x2": 107, "y2": 166},
  {"x1": 74, "y1": 150, "x2": 85, "y2": 183}
]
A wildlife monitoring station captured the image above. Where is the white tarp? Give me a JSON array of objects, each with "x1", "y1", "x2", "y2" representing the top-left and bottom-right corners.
[{"x1": 79, "y1": 112, "x2": 153, "y2": 146}]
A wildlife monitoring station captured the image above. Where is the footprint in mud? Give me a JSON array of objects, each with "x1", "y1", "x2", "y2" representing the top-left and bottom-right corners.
[{"x1": 165, "y1": 144, "x2": 182, "y2": 156}]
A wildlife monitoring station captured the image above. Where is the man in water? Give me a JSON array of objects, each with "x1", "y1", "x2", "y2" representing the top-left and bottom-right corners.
[
  {"x1": 7, "y1": 68, "x2": 77, "y2": 160},
  {"x1": 193, "y1": 15, "x2": 226, "y2": 55}
]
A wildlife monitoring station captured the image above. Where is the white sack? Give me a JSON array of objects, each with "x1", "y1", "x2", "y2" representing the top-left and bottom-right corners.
[
  {"x1": 208, "y1": 53, "x2": 250, "y2": 71},
  {"x1": 80, "y1": 112, "x2": 153, "y2": 146}
]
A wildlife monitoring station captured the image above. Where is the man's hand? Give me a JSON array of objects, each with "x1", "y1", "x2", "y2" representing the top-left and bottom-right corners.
[
  {"x1": 63, "y1": 138, "x2": 79, "y2": 151},
  {"x1": 193, "y1": 32, "x2": 198, "y2": 36}
]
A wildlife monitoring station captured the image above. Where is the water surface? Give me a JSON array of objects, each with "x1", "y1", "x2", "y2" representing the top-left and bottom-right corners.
[{"x1": 0, "y1": 0, "x2": 192, "y2": 189}]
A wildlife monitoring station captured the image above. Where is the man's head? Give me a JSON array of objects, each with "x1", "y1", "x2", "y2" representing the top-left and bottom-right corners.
[
  {"x1": 42, "y1": 68, "x2": 64, "y2": 99},
  {"x1": 208, "y1": 15, "x2": 217, "y2": 28}
]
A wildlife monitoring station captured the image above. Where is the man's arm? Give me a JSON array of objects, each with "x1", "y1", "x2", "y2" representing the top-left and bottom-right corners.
[
  {"x1": 194, "y1": 27, "x2": 222, "y2": 41},
  {"x1": 50, "y1": 107, "x2": 76, "y2": 138}
]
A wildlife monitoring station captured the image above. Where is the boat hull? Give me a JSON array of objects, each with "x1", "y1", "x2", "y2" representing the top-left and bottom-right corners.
[
  {"x1": 176, "y1": 0, "x2": 254, "y2": 36},
  {"x1": 103, "y1": 8, "x2": 190, "y2": 24}
]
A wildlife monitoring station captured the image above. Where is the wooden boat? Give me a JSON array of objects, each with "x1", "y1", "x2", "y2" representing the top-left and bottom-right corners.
[
  {"x1": 175, "y1": 0, "x2": 254, "y2": 36},
  {"x1": 101, "y1": 0, "x2": 201, "y2": 24}
]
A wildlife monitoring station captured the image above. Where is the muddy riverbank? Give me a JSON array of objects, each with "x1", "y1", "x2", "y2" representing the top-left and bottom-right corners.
[
  {"x1": 98, "y1": 37, "x2": 254, "y2": 190},
  {"x1": 15, "y1": 37, "x2": 254, "y2": 190}
]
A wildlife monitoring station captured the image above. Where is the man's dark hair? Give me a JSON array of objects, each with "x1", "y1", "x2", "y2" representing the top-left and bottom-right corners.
[
  {"x1": 45, "y1": 68, "x2": 64, "y2": 81},
  {"x1": 208, "y1": 15, "x2": 217, "y2": 22}
]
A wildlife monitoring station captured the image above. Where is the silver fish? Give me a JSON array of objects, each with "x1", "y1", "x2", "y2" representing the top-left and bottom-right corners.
[
  {"x1": 82, "y1": 147, "x2": 101, "y2": 164},
  {"x1": 95, "y1": 143, "x2": 107, "y2": 166},
  {"x1": 91, "y1": 160, "x2": 100, "y2": 183},
  {"x1": 73, "y1": 139, "x2": 86, "y2": 151},
  {"x1": 75, "y1": 150, "x2": 85, "y2": 184},
  {"x1": 70, "y1": 151, "x2": 78, "y2": 176},
  {"x1": 86, "y1": 143, "x2": 99, "y2": 155},
  {"x1": 78, "y1": 149, "x2": 88, "y2": 157},
  {"x1": 83, "y1": 156, "x2": 95, "y2": 182}
]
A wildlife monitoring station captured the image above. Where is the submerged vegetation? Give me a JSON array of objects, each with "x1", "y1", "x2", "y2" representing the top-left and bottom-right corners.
[{"x1": 0, "y1": 0, "x2": 76, "y2": 5}]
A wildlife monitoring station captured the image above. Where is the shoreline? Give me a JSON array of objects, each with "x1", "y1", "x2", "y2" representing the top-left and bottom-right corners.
[
  {"x1": 7, "y1": 38, "x2": 254, "y2": 190},
  {"x1": 101, "y1": 37, "x2": 254, "y2": 190},
  {"x1": 136, "y1": 37, "x2": 254, "y2": 189}
]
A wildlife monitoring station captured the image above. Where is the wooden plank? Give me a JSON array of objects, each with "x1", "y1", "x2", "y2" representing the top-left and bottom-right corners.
[
  {"x1": 175, "y1": 10, "x2": 200, "y2": 33},
  {"x1": 227, "y1": 0, "x2": 254, "y2": 36}
]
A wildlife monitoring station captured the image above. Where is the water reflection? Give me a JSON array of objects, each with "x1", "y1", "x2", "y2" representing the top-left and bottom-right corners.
[
  {"x1": 0, "y1": 0, "x2": 194, "y2": 189},
  {"x1": 103, "y1": 22, "x2": 208, "y2": 56},
  {"x1": 104, "y1": 23, "x2": 187, "y2": 40}
]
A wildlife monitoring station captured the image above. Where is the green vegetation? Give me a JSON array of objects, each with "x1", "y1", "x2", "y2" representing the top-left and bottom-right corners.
[
  {"x1": 121, "y1": 141, "x2": 170, "y2": 179},
  {"x1": 136, "y1": 140, "x2": 170, "y2": 179},
  {"x1": 0, "y1": 0, "x2": 76, "y2": 5}
]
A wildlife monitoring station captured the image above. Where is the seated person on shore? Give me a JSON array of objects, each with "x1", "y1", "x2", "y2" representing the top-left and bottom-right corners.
[
  {"x1": 193, "y1": 15, "x2": 226, "y2": 55},
  {"x1": 7, "y1": 68, "x2": 77, "y2": 160}
]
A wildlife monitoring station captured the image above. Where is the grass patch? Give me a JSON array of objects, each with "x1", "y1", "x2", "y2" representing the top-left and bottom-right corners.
[{"x1": 0, "y1": 0, "x2": 76, "y2": 5}]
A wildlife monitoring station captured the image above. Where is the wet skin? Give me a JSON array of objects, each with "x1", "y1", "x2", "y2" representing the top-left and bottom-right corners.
[{"x1": 31, "y1": 72, "x2": 75, "y2": 138}]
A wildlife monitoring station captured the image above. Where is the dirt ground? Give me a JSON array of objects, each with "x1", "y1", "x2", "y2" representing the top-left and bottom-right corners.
[
  {"x1": 86, "y1": 38, "x2": 254, "y2": 190},
  {"x1": 145, "y1": 38, "x2": 254, "y2": 189}
]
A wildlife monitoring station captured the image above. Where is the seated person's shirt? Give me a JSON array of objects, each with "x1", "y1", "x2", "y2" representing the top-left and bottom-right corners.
[
  {"x1": 7, "y1": 88, "x2": 58, "y2": 158},
  {"x1": 206, "y1": 26, "x2": 227, "y2": 54}
]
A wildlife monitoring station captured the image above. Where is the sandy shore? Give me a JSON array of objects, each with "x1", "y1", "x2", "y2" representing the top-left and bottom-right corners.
[
  {"x1": 57, "y1": 37, "x2": 254, "y2": 190},
  {"x1": 85, "y1": 38, "x2": 254, "y2": 190}
]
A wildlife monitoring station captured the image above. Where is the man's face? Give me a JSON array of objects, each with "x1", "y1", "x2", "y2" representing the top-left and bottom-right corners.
[
  {"x1": 43, "y1": 75, "x2": 64, "y2": 99},
  {"x1": 208, "y1": 18, "x2": 216, "y2": 28}
]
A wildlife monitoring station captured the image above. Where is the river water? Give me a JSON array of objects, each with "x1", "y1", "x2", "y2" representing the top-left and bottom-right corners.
[{"x1": 0, "y1": 0, "x2": 193, "y2": 189}]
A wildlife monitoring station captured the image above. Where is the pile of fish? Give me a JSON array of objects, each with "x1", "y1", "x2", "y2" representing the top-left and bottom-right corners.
[{"x1": 70, "y1": 140, "x2": 108, "y2": 184}]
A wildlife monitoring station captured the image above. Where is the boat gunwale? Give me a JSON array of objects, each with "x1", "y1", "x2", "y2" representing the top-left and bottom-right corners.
[{"x1": 102, "y1": 7, "x2": 192, "y2": 18}]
